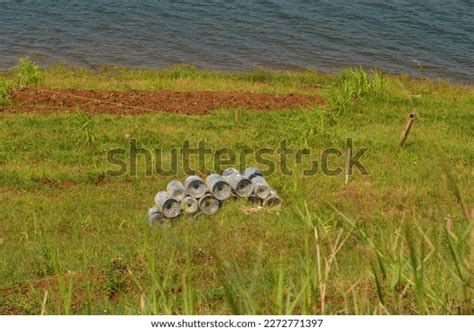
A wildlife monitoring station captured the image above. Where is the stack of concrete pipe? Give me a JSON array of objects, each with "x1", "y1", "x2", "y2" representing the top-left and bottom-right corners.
[{"x1": 147, "y1": 167, "x2": 281, "y2": 225}]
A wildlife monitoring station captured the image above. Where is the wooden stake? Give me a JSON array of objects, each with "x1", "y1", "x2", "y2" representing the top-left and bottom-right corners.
[
  {"x1": 345, "y1": 144, "x2": 352, "y2": 185},
  {"x1": 398, "y1": 112, "x2": 416, "y2": 147},
  {"x1": 140, "y1": 293, "x2": 145, "y2": 314},
  {"x1": 40, "y1": 290, "x2": 48, "y2": 315},
  {"x1": 234, "y1": 109, "x2": 240, "y2": 124}
]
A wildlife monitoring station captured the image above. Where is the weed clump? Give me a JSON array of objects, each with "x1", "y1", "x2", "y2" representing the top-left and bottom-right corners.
[
  {"x1": 0, "y1": 77, "x2": 14, "y2": 107},
  {"x1": 0, "y1": 57, "x2": 43, "y2": 106},
  {"x1": 70, "y1": 108, "x2": 96, "y2": 146},
  {"x1": 14, "y1": 57, "x2": 43, "y2": 87},
  {"x1": 328, "y1": 67, "x2": 385, "y2": 113},
  {"x1": 105, "y1": 257, "x2": 129, "y2": 300}
]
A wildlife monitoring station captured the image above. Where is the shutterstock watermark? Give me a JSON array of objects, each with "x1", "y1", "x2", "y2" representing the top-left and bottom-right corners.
[{"x1": 106, "y1": 138, "x2": 368, "y2": 177}]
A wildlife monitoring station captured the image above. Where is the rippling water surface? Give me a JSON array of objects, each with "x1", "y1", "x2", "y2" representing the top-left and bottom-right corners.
[{"x1": 0, "y1": 0, "x2": 472, "y2": 81}]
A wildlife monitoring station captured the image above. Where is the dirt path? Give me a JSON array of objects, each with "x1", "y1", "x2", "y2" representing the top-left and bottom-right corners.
[{"x1": 2, "y1": 87, "x2": 324, "y2": 115}]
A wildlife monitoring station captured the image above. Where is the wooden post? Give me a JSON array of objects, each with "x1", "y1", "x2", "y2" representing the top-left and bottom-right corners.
[
  {"x1": 234, "y1": 109, "x2": 240, "y2": 124},
  {"x1": 345, "y1": 144, "x2": 352, "y2": 185},
  {"x1": 40, "y1": 290, "x2": 48, "y2": 315},
  {"x1": 398, "y1": 112, "x2": 416, "y2": 147}
]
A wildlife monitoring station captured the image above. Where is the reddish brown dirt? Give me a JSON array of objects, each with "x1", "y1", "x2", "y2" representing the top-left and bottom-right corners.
[{"x1": 2, "y1": 87, "x2": 324, "y2": 115}]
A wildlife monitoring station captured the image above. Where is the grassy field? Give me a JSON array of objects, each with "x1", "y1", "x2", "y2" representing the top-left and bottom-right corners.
[{"x1": 0, "y1": 60, "x2": 473, "y2": 314}]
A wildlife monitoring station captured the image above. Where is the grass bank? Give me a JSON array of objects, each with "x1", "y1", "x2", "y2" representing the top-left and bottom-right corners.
[{"x1": 0, "y1": 60, "x2": 473, "y2": 314}]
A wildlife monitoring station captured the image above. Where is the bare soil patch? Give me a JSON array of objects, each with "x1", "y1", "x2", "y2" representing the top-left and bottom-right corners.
[{"x1": 2, "y1": 87, "x2": 324, "y2": 115}]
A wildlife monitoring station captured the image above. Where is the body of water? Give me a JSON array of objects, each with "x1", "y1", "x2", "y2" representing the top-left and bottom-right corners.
[{"x1": 0, "y1": 0, "x2": 472, "y2": 81}]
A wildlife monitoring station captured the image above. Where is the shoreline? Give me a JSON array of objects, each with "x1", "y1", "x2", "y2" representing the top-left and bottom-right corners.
[{"x1": 1, "y1": 61, "x2": 473, "y2": 86}]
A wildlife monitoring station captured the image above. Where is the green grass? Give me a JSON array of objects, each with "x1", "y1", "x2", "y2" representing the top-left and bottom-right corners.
[{"x1": 0, "y1": 61, "x2": 473, "y2": 314}]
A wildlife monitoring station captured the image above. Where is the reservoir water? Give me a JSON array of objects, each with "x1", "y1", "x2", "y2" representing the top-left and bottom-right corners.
[{"x1": 0, "y1": 0, "x2": 472, "y2": 81}]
